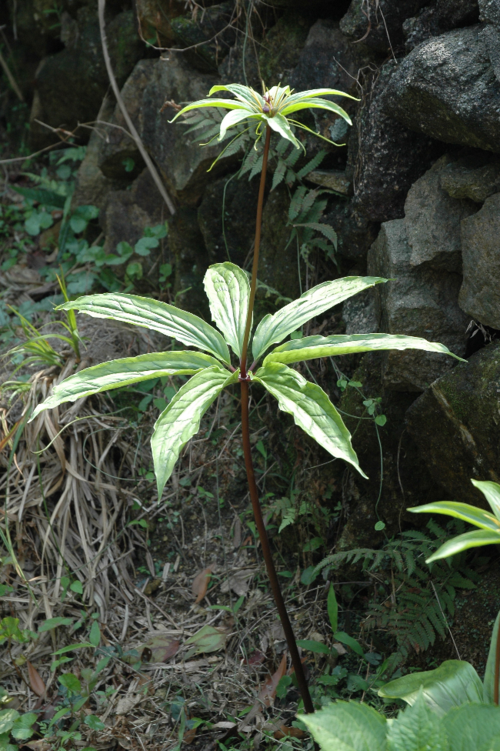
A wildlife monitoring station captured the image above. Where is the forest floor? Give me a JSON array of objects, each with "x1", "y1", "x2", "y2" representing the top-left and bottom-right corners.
[{"x1": 1, "y1": 144, "x2": 497, "y2": 751}]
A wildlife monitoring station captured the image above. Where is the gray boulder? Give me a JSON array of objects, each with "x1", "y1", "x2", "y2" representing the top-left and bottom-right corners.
[
  {"x1": 479, "y1": 0, "x2": 500, "y2": 27},
  {"x1": 406, "y1": 341, "x2": 500, "y2": 506},
  {"x1": 339, "y1": 0, "x2": 429, "y2": 53},
  {"x1": 101, "y1": 169, "x2": 169, "y2": 289},
  {"x1": 384, "y1": 26, "x2": 500, "y2": 153},
  {"x1": 141, "y1": 54, "x2": 238, "y2": 205},
  {"x1": 31, "y1": 8, "x2": 143, "y2": 147},
  {"x1": 367, "y1": 219, "x2": 469, "y2": 391},
  {"x1": 440, "y1": 152, "x2": 500, "y2": 202},
  {"x1": 404, "y1": 156, "x2": 477, "y2": 273},
  {"x1": 459, "y1": 193, "x2": 500, "y2": 329},
  {"x1": 351, "y1": 64, "x2": 442, "y2": 222},
  {"x1": 403, "y1": 0, "x2": 479, "y2": 53}
]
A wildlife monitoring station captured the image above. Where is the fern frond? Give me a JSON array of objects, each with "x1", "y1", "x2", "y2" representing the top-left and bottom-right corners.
[{"x1": 296, "y1": 149, "x2": 326, "y2": 180}]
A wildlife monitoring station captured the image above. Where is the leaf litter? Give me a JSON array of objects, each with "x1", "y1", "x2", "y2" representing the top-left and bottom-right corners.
[{"x1": 0, "y1": 301, "x2": 347, "y2": 751}]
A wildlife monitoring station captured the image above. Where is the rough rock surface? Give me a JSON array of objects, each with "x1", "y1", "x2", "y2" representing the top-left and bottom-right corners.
[
  {"x1": 459, "y1": 193, "x2": 500, "y2": 329},
  {"x1": 31, "y1": 8, "x2": 143, "y2": 146},
  {"x1": 97, "y1": 59, "x2": 154, "y2": 180},
  {"x1": 479, "y1": 0, "x2": 500, "y2": 27},
  {"x1": 403, "y1": 0, "x2": 479, "y2": 53},
  {"x1": 404, "y1": 156, "x2": 477, "y2": 272},
  {"x1": 385, "y1": 26, "x2": 500, "y2": 152},
  {"x1": 339, "y1": 0, "x2": 429, "y2": 53},
  {"x1": 141, "y1": 55, "x2": 238, "y2": 204},
  {"x1": 406, "y1": 341, "x2": 500, "y2": 506},
  {"x1": 367, "y1": 219, "x2": 469, "y2": 391},
  {"x1": 351, "y1": 64, "x2": 443, "y2": 222},
  {"x1": 440, "y1": 153, "x2": 500, "y2": 202},
  {"x1": 101, "y1": 169, "x2": 169, "y2": 286},
  {"x1": 170, "y1": 3, "x2": 237, "y2": 72},
  {"x1": 197, "y1": 174, "x2": 259, "y2": 267}
]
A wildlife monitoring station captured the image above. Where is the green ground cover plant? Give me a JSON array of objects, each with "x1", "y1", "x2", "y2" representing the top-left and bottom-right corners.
[{"x1": 31, "y1": 82, "x2": 462, "y2": 714}]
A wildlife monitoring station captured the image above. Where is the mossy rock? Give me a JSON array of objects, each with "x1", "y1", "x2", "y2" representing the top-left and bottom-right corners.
[{"x1": 258, "y1": 10, "x2": 311, "y2": 85}]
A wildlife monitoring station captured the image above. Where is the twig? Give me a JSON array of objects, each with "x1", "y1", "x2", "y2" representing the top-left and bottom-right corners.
[
  {"x1": 0, "y1": 49, "x2": 23, "y2": 101},
  {"x1": 97, "y1": 0, "x2": 176, "y2": 216}
]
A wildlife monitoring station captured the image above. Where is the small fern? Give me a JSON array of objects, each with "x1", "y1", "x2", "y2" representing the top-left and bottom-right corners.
[{"x1": 315, "y1": 521, "x2": 481, "y2": 671}]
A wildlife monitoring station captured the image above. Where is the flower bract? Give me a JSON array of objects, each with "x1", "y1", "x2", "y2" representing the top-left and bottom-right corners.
[{"x1": 169, "y1": 83, "x2": 357, "y2": 150}]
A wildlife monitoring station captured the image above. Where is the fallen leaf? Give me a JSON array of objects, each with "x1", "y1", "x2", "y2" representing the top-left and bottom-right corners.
[
  {"x1": 332, "y1": 642, "x2": 347, "y2": 656},
  {"x1": 183, "y1": 726, "x2": 197, "y2": 744},
  {"x1": 246, "y1": 650, "x2": 266, "y2": 667},
  {"x1": 24, "y1": 741, "x2": 51, "y2": 751},
  {"x1": 142, "y1": 635, "x2": 180, "y2": 663},
  {"x1": 115, "y1": 694, "x2": 143, "y2": 715},
  {"x1": 258, "y1": 653, "x2": 287, "y2": 707},
  {"x1": 192, "y1": 565, "x2": 214, "y2": 604},
  {"x1": 185, "y1": 625, "x2": 226, "y2": 654},
  {"x1": 27, "y1": 661, "x2": 46, "y2": 697},
  {"x1": 273, "y1": 725, "x2": 306, "y2": 740},
  {"x1": 220, "y1": 569, "x2": 255, "y2": 597}
]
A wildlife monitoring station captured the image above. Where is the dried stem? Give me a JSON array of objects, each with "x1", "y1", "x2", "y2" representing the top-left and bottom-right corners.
[
  {"x1": 239, "y1": 124, "x2": 314, "y2": 713},
  {"x1": 495, "y1": 617, "x2": 500, "y2": 705}
]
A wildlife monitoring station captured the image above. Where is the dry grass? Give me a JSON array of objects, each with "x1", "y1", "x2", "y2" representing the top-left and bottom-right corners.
[{"x1": 0, "y1": 315, "x2": 336, "y2": 751}]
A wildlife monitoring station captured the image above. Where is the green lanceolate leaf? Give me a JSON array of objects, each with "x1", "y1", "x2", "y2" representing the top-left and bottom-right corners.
[
  {"x1": 264, "y1": 333, "x2": 465, "y2": 366},
  {"x1": 254, "y1": 363, "x2": 366, "y2": 478},
  {"x1": 379, "y1": 660, "x2": 484, "y2": 716},
  {"x1": 425, "y1": 529, "x2": 500, "y2": 563},
  {"x1": 471, "y1": 479, "x2": 500, "y2": 522},
  {"x1": 30, "y1": 351, "x2": 222, "y2": 420},
  {"x1": 203, "y1": 263, "x2": 251, "y2": 357},
  {"x1": 483, "y1": 608, "x2": 500, "y2": 704},
  {"x1": 58, "y1": 293, "x2": 231, "y2": 364},
  {"x1": 298, "y1": 700, "x2": 387, "y2": 751},
  {"x1": 387, "y1": 692, "x2": 449, "y2": 751},
  {"x1": 443, "y1": 704, "x2": 500, "y2": 751},
  {"x1": 151, "y1": 366, "x2": 238, "y2": 496},
  {"x1": 251, "y1": 277, "x2": 387, "y2": 363},
  {"x1": 409, "y1": 501, "x2": 500, "y2": 533}
]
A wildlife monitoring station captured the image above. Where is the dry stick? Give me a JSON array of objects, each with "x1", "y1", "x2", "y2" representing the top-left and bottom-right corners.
[
  {"x1": 0, "y1": 49, "x2": 23, "y2": 101},
  {"x1": 239, "y1": 125, "x2": 314, "y2": 714},
  {"x1": 97, "y1": 0, "x2": 176, "y2": 216},
  {"x1": 495, "y1": 619, "x2": 500, "y2": 705}
]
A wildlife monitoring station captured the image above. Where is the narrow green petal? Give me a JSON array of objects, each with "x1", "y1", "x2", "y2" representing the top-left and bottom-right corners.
[
  {"x1": 219, "y1": 110, "x2": 262, "y2": 140},
  {"x1": 209, "y1": 84, "x2": 264, "y2": 109},
  {"x1": 284, "y1": 88, "x2": 359, "y2": 106},
  {"x1": 281, "y1": 99, "x2": 352, "y2": 125},
  {"x1": 169, "y1": 99, "x2": 250, "y2": 123},
  {"x1": 266, "y1": 113, "x2": 301, "y2": 149}
]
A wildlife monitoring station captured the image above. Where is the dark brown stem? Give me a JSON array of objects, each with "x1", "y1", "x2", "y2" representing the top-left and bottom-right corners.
[
  {"x1": 240, "y1": 379, "x2": 314, "y2": 713},
  {"x1": 239, "y1": 125, "x2": 272, "y2": 377},
  {"x1": 495, "y1": 617, "x2": 500, "y2": 705}
]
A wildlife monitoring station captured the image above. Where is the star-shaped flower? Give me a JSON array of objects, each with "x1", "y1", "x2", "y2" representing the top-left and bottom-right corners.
[{"x1": 169, "y1": 83, "x2": 356, "y2": 150}]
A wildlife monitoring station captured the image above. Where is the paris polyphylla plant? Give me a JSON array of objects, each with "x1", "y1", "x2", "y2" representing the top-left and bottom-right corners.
[{"x1": 32, "y1": 82, "x2": 462, "y2": 713}]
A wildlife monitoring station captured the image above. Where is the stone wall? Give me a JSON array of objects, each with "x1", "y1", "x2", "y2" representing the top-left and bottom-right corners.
[{"x1": 5, "y1": 0, "x2": 500, "y2": 526}]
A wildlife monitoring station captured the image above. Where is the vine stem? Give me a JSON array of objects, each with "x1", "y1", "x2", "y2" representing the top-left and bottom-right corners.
[
  {"x1": 495, "y1": 618, "x2": 500, "y2": 705},
  {"x1": 239, "y1": 124, "x2": 314, "y2": 714}
]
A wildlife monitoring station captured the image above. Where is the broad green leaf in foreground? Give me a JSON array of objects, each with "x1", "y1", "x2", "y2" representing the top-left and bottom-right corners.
[
  {"x1": 409, "y1": 501, "x2": 500, "y2": 534},
  {"x1": 251, "y1": 276, "x2": 387, "y2": 362},
  {"x1": 203, "y1": 262, "x2": 251, "y2": 357},
  {"x1": 443, "y1": 704, "x2": 500, "y2": 751},
  {"x1": 379, "y1": 660, "x2": 484, "y2": 716},
  {"x1": 387, "y1": 692, "x2": 449, "y2": 751},
  {"x1": 424, "y1": 529, "x2": 500, "y2": 563},
  {"x1": 471, "y1": 479, "x2": 500, "y2": 522},
  {"x1": 30, "y1": 351, "x2": 222, "y2": 419},
  {"x1": 152, "y1": 366, "x2": 238, "y2": 496},
  {"x1": 298, "y1": 700, "x2": 387, "y2": 751},
  {"x1": 484, "y1": 609, "x2": 500, "y2": 704},
  {"x1": 58, "y1": 293, "x2": 230, "y2": 364},
  {"x1": 254, "y1": 363, "x2": 366, "y2": 478},
  {"x1": 264, "y1": 333, "x2": 465, "y2": 366}
]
